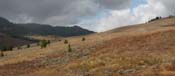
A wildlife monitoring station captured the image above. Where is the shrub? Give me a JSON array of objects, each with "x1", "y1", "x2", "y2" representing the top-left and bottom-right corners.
[
  {"x1": 82, "y1": 37, "x2": 86, "y2": 41},
  {"x1": 40, "y1": 40, "x2": 48, "y2": 48},
  {"x1": 58, "y1": 40, "x2": 62, "y2": 42},
  {"x1": 47, "y1": 40, "x2": 51, "y2": 45},
  {"x1": 9, "y1": 46, "x2": 13, "y2": 51},
  {"x1": 1, "y1": 46, "x2": 13, "y2": 51},
  {"x1": 0, "y1": 51, "x2": 4, "y2": 57},
  {"x1": 148, "y1": 16, "x2": 162, "y2": 22},
  {"x1": 68, "y1": 44, "x2": 72, "y2": 52},
  {"x1": 27, "y1": 44, "x2": 30, "y2": 48},
  {"x1": 64, "y1": 40, "x2": 68, "y2": 44}
]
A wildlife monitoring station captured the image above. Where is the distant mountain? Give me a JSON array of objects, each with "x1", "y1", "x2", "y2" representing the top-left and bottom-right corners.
[
  {"x1": 0, "y1": 17, "x2": 95, "y2": 37},
  {"x1": 0, "y1": 17, "x2": 28, "y2": 36},
  {"x1": 0, "y1": 17, "x2": 94, "y2": 50}
]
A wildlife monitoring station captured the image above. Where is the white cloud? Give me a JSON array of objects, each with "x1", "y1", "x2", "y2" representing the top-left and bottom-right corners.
[
  {"x1": 0, "y1": 0, "x2": 174, "y2": 32},
  {"x1": 155, "y1": 0, "x2": 175, "y2": 15},
  {"x1": 0, "y1": 0, "x2": 131, "y2": 27},
  {"x1": 92, "y1": 9, "x2": 137, "y2": 32},
  {"x1": 82, "y1": 0, "x2": 174, "y2": 32}
]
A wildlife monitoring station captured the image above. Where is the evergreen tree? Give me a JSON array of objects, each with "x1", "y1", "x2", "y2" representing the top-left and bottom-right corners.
[
  {"x1": 82, "y1": 37, "x2": 86, "y2": 41},
  {"x1": 64, "y1": 40, "x2": 68, "y2": 44},
  {"x1": 0, "y1": 51, "x2": 4, "y2": 57},
  {"x1": 27, "y1": 44, "x2": 30, "y2": 48},
  {"x1": 40, "y1": 40, "x2": 48, "y2": 48},
  {"x1": 68, "y1": 44, "x2": 72, "y2": 52},
  {"x1": 9, "y1": 46, "x2": 13, "y2": 51}
]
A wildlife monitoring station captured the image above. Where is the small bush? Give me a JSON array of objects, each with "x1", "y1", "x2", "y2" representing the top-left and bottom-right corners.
[
  {"x1": 40, "y1": 40, "x2": 48, "y2": 48},
  {"x1": 82, "y1": 37, "x2": 86, "y2": 41},
  {"x1": 47, "y1": 40, "x2": 51, "y2": 45},
  {"x1": 9, "y1": 46, "x2": 13, "y2": 51},
  {"x1": 148, "y1": 16, "x2": 162, "y2": 22},
  {"x1": 68, "y1": 44, "x2": 72, "y2": 52},
  {"x1": 1, "y1": 46, "x2": 13, "y2": 51},
  {"x1": 0, "y1": 51, "x2": 4, "y2": 57},
  {"x1": 64, "y1": 40, "x2": 68, "y2": 44},
  {"x1": 27, "y1": 44, "x2": 30, "y2": 48}
]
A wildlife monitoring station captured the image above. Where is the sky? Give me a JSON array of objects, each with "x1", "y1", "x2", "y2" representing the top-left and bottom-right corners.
[
  {"x1": 0, "y1": 0, "x2": 174, "y2": 32},
  {"x1": 131, "y1": 0, "x2": 147, "y2": 9}
]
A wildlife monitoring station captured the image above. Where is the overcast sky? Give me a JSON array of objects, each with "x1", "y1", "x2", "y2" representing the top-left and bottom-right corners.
[{"x1": 0, "y1": 0, "x2": 174, "y2": 32}]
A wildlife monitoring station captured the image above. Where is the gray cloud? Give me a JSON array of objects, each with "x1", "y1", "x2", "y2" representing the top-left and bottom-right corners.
[
  {"x1": 95, "y1": 0, "x2": 131, "y2": 9},
  {"x1": 0, "y1": 0, "x2": 131, "y2": 26},
  {"x1": 0, "y1": 0, "x2": 174, "y2": 32},
  {"x1": 158, "y1": 0, "x2": 175, "y2": 15}
]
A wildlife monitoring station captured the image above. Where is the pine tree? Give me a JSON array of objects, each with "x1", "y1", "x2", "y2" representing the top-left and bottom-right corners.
[
  {"x1": 68, "y1": 44, "x2": 72, "y2": 52},
  {"x1": 82, "y1": 37, "x2": 86, "y2": 41},
  {"x1": 40, "y1": 40, "x2": 48, "y2": 48},
  {"x1": 64, "y1": 40, "x2": 68, "y2": 44},
  {"x1": 9, "y1": 46, "x2": 13, "y2": 51},
  {"x1": 27, "y1": 44, "x2": 30, "y2": 48},
  {"x1": 0, "y1": 51, "x2": 4, "y2": 57}
]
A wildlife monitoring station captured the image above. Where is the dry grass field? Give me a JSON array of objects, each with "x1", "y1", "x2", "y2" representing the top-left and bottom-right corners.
[
  {"x1": 0, "y1": 17, "x2": 175, "y2": 76},
  {"x1": 26, "y1": 35, "x2": 63, "y2": 41}
]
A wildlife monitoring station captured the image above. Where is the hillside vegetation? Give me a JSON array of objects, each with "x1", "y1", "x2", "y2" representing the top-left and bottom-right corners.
[
  {"x1": 0, "y1": 17, "x2": 94, "y2": 50},
  {"x1": 0, "y1": 17, "x2": 175, "y2": 76}
]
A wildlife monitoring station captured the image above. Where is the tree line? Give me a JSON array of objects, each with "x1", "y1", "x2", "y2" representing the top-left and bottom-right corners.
[{"x1": 0, "y1": 37, "x2": 86, "y2": 57}]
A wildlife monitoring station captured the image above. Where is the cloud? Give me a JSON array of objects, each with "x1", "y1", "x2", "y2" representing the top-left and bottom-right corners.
[
  {"x1": 0, "y1": 0, "x2": 131, "y2": 26},
  {"x1": 153, "y1": 0, "x2": 175, "y2": 15},
  {"x1": 0, "y1": 0, "x2": 174, "y2": 32},
  {"x1": 86, "y1": 9, "x2": 137, "y2": 32},
  {"x1": 95, "y1": 0, "x2": 131, "y2": 9},
  {"x1": 82, "y1": 0, "x2": 174, "y2": 32}
]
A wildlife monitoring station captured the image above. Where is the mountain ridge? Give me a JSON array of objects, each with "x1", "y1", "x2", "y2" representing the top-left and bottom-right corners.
[
  {"x1": 0, "y1": 17, "x2": 94, "y2": 50},
  {"x1": 0, "y1": 17, "x2": 95, "y2": 37}
]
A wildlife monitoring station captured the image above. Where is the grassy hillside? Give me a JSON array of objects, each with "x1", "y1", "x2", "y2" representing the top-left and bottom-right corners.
[
  {"x1": 0, "y1": 17, "x2": 175, "y2": 76},
  {"x1": 0, "y1": 17, "x2": 94, "y2": 51}
]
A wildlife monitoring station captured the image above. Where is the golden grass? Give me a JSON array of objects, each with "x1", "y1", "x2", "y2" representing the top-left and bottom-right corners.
[
  {"x1": 26, "y1": 35, "x2": 62, "y2": 41},
  {"x1": 0, "y1": 17, "x2": 175, "y2": 76},
  {"x1": 64, "y1": 27, "x2": 175, "y2": 76}
]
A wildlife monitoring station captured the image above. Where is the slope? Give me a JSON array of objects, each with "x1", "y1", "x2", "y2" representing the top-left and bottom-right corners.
[
  {"x1": 0, "y1": 17, "x2": 175, "y2": 76},
  {"x1": 0, "y1": 17, "x2": 94, "y2": 50}
]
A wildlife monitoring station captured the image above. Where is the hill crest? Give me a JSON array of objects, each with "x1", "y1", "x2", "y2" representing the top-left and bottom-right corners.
[{"x1": 0, "y1": 17, "x2": 95, "y2": 37}]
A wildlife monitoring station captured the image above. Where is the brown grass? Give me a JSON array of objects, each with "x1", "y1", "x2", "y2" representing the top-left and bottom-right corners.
[{"x1": 0, "y1": 17, "x2": 175, "y2": 76}]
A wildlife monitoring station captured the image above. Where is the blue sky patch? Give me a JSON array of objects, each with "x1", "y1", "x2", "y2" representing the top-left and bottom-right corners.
[{"x1": 131, "y1": 0, "x2": 147, "y2": 9}]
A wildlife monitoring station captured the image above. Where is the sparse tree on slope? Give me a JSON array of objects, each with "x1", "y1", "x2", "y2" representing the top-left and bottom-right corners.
[{"x1": 0, "y1": 51, "x2": 4, "y2": 57}]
